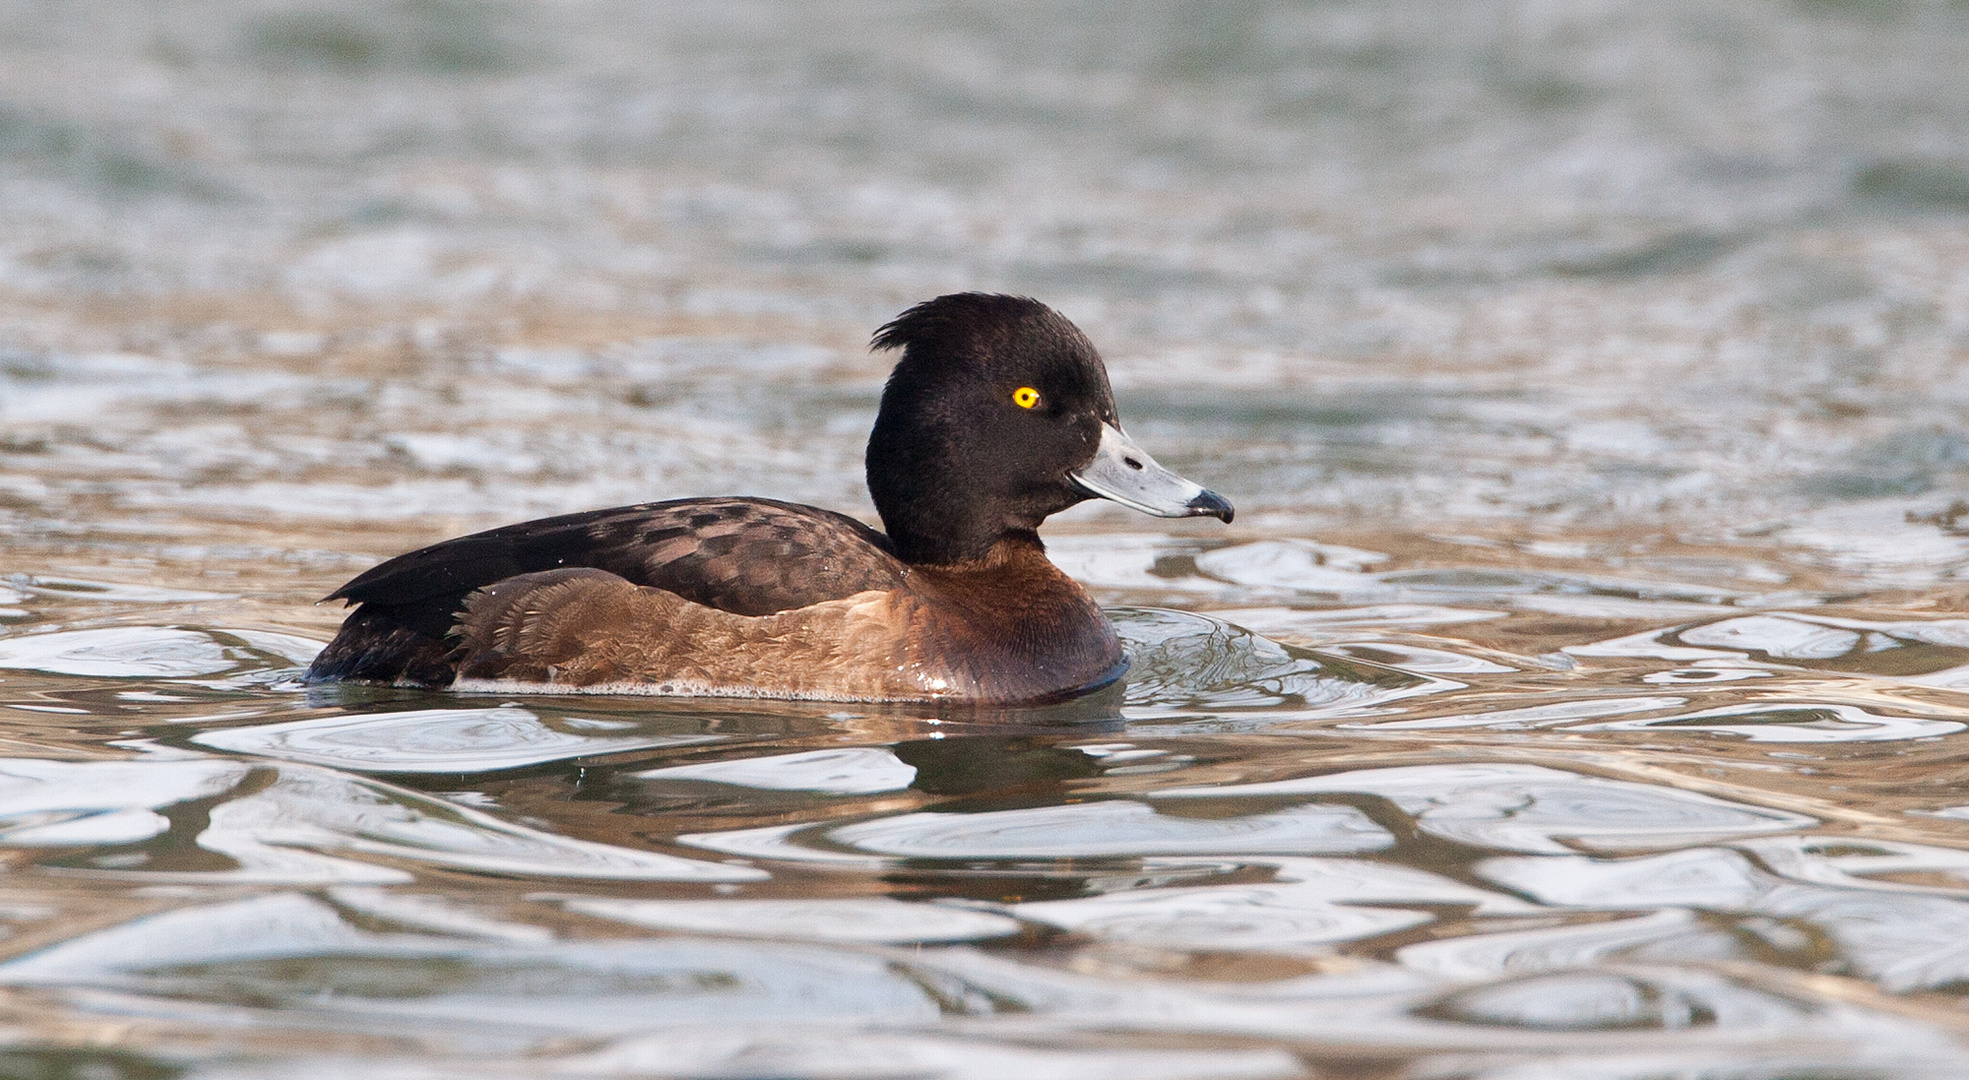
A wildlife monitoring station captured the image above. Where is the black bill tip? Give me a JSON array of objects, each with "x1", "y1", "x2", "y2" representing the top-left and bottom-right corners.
[{"x1": 1186, "y1": 490, "x2": 1234, "y2": 524}]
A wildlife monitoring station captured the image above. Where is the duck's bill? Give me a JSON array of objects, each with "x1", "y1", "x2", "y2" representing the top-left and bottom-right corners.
[{"x1": 1070, "y1": 424, "x2": 1234, "y2": 523}]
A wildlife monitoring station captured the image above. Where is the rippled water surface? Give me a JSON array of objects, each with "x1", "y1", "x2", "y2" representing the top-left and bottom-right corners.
[{"x1": 7, "y1": 2, "x2": 1969, "y2": 1077}]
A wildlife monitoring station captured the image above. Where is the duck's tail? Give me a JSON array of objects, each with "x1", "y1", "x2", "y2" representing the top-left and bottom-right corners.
[{"x1": 302, "y1": 604, "x2": 459, "y2": 687}]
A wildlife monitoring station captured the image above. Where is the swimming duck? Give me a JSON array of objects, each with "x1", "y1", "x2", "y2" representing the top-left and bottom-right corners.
[{"x1": 304, "y1": 293, "x2": 1233, "y2": 703}]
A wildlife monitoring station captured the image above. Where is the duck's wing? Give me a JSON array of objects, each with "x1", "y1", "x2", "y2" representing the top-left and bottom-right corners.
[{"x1": 306, "y1": 498, "x2": 906, "y2": 685}]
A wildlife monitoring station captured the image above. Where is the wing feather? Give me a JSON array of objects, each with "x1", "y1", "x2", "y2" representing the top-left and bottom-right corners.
[{"x1": 305, "y1": 498, "x2": 905, "y2": 685}]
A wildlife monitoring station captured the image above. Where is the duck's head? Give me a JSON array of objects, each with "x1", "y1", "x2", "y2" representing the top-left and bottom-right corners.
[{"x1": 866, "y1": 293, "x2": 1233, "y2": 565}]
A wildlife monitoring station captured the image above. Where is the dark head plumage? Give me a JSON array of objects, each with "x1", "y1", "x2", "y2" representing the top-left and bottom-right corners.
[{"x1": 865, "y1": 294, "x2": 1123, "y2": 565}]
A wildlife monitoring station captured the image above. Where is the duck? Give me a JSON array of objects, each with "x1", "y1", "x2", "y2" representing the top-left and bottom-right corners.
[{"x1": 303, "y1": 293, "x2": 1233, "y2": 704}]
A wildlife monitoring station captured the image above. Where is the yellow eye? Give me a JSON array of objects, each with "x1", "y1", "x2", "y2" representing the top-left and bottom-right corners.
[{"x1": 1013, "y1": 386, "x2": 1041, "y2": 409}]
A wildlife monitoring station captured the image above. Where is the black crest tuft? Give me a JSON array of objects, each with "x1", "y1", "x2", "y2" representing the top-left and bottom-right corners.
[{"x1": 871, "y1": 293, "x2": 1087, "y2": 366}]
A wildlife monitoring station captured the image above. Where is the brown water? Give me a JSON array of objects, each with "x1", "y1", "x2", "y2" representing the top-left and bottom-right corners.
[{"x1": 8, "y1": 2, "x2": 1969, "y2": 1077}]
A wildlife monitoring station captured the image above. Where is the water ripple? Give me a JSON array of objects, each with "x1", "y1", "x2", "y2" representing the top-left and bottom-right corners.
[
  {"x1": 1154, "y1": 764, "x2": 1816, "y2": 854},
  {"x1": 0, "y1": 758, "x2": 761, "y2": 883},
  {"x1": 0, "y1": 626, "x2": 319, "y2": 679},
  {"x1": 1480, "y1": 841, "x2": 1969, "y2": 992},
  {"x1": 1567, "y1": 612, "x2": 1969, "y2": 690},
  {"x1": 1480, "y1": 848, "x2": 1774, "y2": 911},
  {"x1": 632, "y1": 747, "x2": 917, "y2": 794},
  {"x1": 553, "y1": 896, "x2": 1021, "y2": 944},
  {"x1": 0, "y1": 892, "x2": 949, "y2": 1034},
  {"x1": 679, "y1": 799, "x2": 1391, "y2": 868},
  {"x1": 1420, "y1": 969, "x2": 1803, "y2": 1032},
  {"x1": 1398, "y1": 910, "x2": 1705, "y2": 980},
  {"x1": 1349, "y1": 696, "x2": 1686, "y2": 732},
  {"x1": 192, "y1": 706, "x2": 716, "y2": 773},
  {"x1": 3, "y1": 575, "x2": 239, "y2": 604},
  {"x1": 1567, "y1": 701, "x2": 1965, "y2": 743},
  {"x1": 826, "y1": 799, "x2": 1393, "y2": 859},
  {"x1": 1009, "y1": 857, "x2": 1534, "y2": 950},
  {"x1": 1679, "y1": 616, "x2": 1864, "y2": 659},
  {"x1": 0, "y1": 758, "x2": 247, "y2": 845},
  {"x1": 1115, "y1": 608, "x2": 1458, "y2": 723},
  {"x1": 557, "y1": 1027, "x2": 1307, "y2": 1080}
]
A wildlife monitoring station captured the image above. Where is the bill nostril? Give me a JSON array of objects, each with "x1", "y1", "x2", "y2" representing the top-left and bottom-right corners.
[{"x1": 1123, "y1": 457, "x2": 1143, "y2": 470}]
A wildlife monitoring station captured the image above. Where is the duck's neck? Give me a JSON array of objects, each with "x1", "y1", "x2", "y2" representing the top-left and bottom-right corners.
[
  {"x1": 906, "y1": 534, "x2": 1109, "y2": 647},
  {"x1": 878, "y1": 502, "x2": 1046, "y2": 566},
  {"x1": 902, "y1": 533, "x2": 1124, "y2": 701},
  {"x1": 906, "y1": 530, "x2": 1046, "y2": 578}
]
